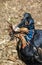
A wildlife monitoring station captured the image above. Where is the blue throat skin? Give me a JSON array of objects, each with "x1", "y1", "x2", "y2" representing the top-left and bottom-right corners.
[{"x1": 17, "y1": 14, "x2": 35, "y2": 44}]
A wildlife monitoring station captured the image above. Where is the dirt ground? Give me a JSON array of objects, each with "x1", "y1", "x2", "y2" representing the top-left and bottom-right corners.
[{"x1": 0, "y1": 0, "x2": 42, "y2": 65}]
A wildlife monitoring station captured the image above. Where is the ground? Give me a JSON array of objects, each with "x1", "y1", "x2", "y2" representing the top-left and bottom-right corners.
[{"x1": 0, "y1": 0, "x2": 42, "y2": 65}]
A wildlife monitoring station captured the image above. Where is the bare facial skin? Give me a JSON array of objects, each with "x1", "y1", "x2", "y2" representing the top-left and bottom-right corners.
[{"x1": 25, "y1": 21, "x2": 29, "y2": 25}]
